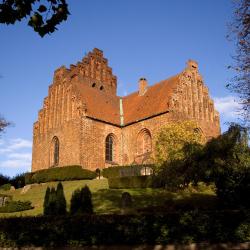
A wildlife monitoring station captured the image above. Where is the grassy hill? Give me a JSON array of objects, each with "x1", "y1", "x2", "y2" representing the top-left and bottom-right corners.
[{"x1": 0, "y1": 179, "x2": 217, "y2": 217}]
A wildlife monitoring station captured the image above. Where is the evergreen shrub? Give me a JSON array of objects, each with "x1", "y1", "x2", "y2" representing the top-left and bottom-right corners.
[
  {"x1": 27, "y1": 165, "x2": 96, "y2": 184},
  {"x1": 70, "y1": 185, "x2": 93, "y2": 214},
  {"x1": 43, "y1": 182, "x2": 67, "y2": 215}
]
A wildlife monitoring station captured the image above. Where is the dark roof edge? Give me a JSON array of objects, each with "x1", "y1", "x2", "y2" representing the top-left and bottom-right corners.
[{"x1": 85, "y1": 110, "x2": 170, "y2": 128}]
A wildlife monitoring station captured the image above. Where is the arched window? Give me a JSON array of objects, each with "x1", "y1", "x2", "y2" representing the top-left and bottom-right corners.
[
  {"x1": 52, "y1": 136, "x2": 59, "y2": 166},
  {"x1": 105, "y1": 134, "x2": 114, "y2": 162},
  {"x1": 137, "y1": 129, "x2": 152, "y2": 155}
]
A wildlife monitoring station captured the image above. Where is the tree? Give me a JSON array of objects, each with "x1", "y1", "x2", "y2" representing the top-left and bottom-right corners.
[
  {"x1": 0, "y1": 0, "x2": 70, "y2": 37},
  {"x1": 43, "y1": 183, "x2": 67, "y2": 215},
  {"x1": 202, "y1": 124, "x2": 250, "y2": 207},
  {"x1": 70, "y1": 185, "x2": 93, "y2": 215},
  {"x1": 0, "y1": 115, "x2": 10, "y2": 136},
  {"x1": 56, "y1": 182, "x2": 66, "y2": 215},
  {"x1": 227, "y1": 0, "x2": 250, "y2": 127},
  {"x1": 43, "y1": 186, "x2": 51, "y2": 215},
  {"x1": 155, "y1": 120, "x2": 205, "y2": 166}
]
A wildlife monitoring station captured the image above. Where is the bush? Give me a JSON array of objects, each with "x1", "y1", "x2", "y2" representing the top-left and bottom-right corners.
[
  {"x1": 70, "y1": 185, "x2": 93, "y2": 215},
  {"x1": 103, "y1": 164, "x2": 155, "y2": 178},
  {"x1": 0, "y1": 174, "x2": 10, "y2": 186},
  {"x1": 0, "y1": 200, "x2": 33, "y2": 213},
  {"x1": 43, "y1": 183, "x2": 67, "y2": 215},
  {"x1": 0, "y1": 183, "x2": 11, "y2": 191},
  {"x1": 28, "y1": 165, "x2": 96, "y2": 184},
  {"x1": 108, "y1": 176, "x2": 154, "y2": 189},
  {"x1": 10, "y1": 173, "x2": 26, "y2": 189},
  {"x1": 0, "y1": 210, "x2": 248, "y2": 246}
]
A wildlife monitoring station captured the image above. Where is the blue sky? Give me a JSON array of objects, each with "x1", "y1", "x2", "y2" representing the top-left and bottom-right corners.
[{"x1": 0, "y1": 0, "x2": 240, "y2": 176}]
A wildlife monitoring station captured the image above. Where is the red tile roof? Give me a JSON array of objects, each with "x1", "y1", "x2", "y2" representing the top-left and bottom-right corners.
[{"x1": 74, "y1": 74, "x2": 180, "y2": 126}]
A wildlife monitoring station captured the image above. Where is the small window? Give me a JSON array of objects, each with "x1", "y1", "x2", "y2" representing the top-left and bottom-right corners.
[
  {"x1": 92, "y1": 83, "x2": 96, "y2": 87},
  {"x1": 100, "y1": 86, "x2": 104, "y2": 90}
]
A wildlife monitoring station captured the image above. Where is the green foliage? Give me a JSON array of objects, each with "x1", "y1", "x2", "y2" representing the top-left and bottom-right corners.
[
  {"x1": 0, "y1": 183, "x2": 11, "y2": 191},
  {"x1": 108, "y1": 176, "x2": 154, "y2": 189},
  {"x1": 0, "y1": 174, "x2": 10, "y2": 186},
  {"x1": 56, "y1": 182, "x2": 66, "y2": 215},
  {"x1": 103, "y1": 164, "x2": 155, "y2": 178},
  {"x1": 28, "y1": 165, "x2": 96, "y2": 184},
  {"x1": 10, "y1": 173, "x2": 26, "y2": 189},
  {"x1": 0, "y1": 0, "x2": 70, "y2": 37},
  {"x1": 43, "y1": 182, "x2": 67, "y2": 215},
  {"x1": 70, "y1": 185, "x2": 93, "y2": 215},
  {"x1": 0, "y1": 210, "x2": 249, "y2": 246},
  {"x1": 155, "y1": 120, "x2": 204, "y2": 166},
  {"x1": 0, "y1": 200, "x2": 33, "y2": 213},
  {"x1": 199, "y1": 124, "x2": 250, "y2": 207}
]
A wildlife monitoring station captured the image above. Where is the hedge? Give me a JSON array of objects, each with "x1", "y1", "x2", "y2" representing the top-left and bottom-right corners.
[
  {"x1": 0, "y1": 201, "x2": 33, "y2": 213},
  {"x1": 108, "y1": 176, "x2": 154, "y2": 189},
  {"x1": 26, "y1": 165, "x2": 96, "y2": 184},
  {"x1": 103, "y1": 164, "x2": 155, "y2": 179},
  {"x1": 0, "y1": 210, "x2": 249, "y2": 247}
]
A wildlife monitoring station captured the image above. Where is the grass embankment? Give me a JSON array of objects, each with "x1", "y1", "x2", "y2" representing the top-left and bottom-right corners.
[{"x1": 0, "y1": 178, "x2": 217, "y2": 217}]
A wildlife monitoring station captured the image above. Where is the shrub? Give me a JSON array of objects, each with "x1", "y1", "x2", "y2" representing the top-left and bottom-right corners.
[
  {"x1": 29, "y1": 165, "x2": 96, "y2": 183},
  {"x1": 43, "y1": 183, "x2": 67, "y2": 215},
  {"x1": 24, "y1": 172, "x2": 33, "y2": 185},
  {"x1": 0, "y1": 210, "x2": 249, "y2": 246},
  {"x1": 0, "y1": 200, "x2": 33, "y2": 213},
  {"x1": 0, "y1": 183, "x2": 11, "y2": 191},
  {"x1": 10, "y1": 173, "x2": 26, "y2": 189},
  {"x1": 108, "y1": 176, "x2": 153, "y2": 189},
  {"x1": 70, "y1": 185, "x2": 93, "y2": 215},
  {"x1": 0, "y1": 174, "x2": 10, "y2": 186},
  {"x1": 103, "y1": 164, "x2": 155, "y2": 179}
]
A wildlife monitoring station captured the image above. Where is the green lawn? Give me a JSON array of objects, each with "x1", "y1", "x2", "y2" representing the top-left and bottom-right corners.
[{"x1": 0, "y1": 178, "x2": 217, "y2": 217}]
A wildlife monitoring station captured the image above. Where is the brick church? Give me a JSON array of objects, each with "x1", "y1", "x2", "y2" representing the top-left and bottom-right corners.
[{"x1": 31, "y1": 48, "x2": 220, "y2": 172}]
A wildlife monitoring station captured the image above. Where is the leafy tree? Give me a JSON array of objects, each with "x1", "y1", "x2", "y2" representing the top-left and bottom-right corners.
[
  {"x1": 202, "y1": 124, "x2": 250, "y2": 207},
  {"x1": 0, "y1": 0, "x2": 70, "y2": 37},
  {"x1": 227, "y1": 0, "x2": 250, "y2": 127},
  {"x1": 155, "y1": 120, "x2": 205, "y2": 167},
  {"x1": 70, "y1": 185, "x2": 93, "y2": 215}
]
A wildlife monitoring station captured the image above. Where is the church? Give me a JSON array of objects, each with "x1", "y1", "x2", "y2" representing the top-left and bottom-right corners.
[{"x1": 31, "y1": 48, "x2": 220, "y2": 172}]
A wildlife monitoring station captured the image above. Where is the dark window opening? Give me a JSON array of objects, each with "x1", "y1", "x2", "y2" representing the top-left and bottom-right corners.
[
  {"x1": 105, "y1": 135, "x2": 113, "y2": 161},
  {"x1": 53, "y1": 137, "x2": 59, "y2": 166},
  {"x1": 92, "y1": 83, "x2": 96, "y2": 87},
  {"x1": 100, "y1": 86, "x2": 104, "y2": 90}
]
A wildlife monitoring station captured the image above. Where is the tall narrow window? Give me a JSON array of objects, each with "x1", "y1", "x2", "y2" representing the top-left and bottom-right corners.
[
  {"x1": 137, "y1": 129, "x2": 152, "y2": 155},
  {"x1": 52, "y1": 136, "x2": 59, "y2": 166},
  {"x1": 105, "y1": 134, "x2": 114, "y2": 161}
]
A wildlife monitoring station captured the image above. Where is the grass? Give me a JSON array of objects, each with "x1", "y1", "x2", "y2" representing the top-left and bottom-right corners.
[{"x1": 0, "y1": 179, "x2": 217, "y2": 217}]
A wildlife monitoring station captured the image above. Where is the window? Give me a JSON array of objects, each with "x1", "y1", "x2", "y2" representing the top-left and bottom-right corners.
[
  {"x1": 137, "y1": 129, "x2": 152, "y2": 155},
  {"x1": 100, "y1": 86, "x2": 104, "y2": 90},
  {"x1": 52, "y1": 136, "x2": 59, "y2": 166},
  {"x1": 92, "y1": 83, "x2": 96, "y2": 87},
  {"x1": 105, "y1": 134, "x2": 114, "y2": 161}
]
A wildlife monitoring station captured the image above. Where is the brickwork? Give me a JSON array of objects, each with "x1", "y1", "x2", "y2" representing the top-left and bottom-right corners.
[{"x1": 31, "y1": 49, "x2": 220, "y2": 172}]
